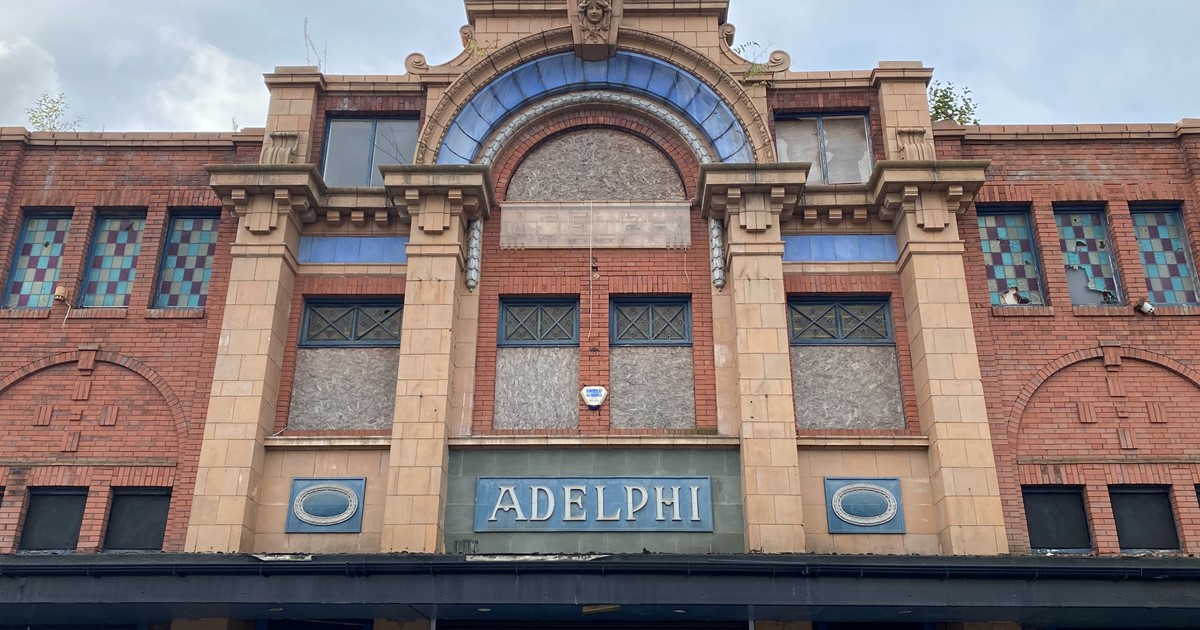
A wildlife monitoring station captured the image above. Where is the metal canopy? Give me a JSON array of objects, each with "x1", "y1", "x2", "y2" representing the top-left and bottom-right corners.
[{"x1": 2, "y1": 553, "x2": 1199, "y2": 627}]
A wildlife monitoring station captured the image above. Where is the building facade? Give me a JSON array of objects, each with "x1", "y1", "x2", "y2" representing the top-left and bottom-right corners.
[{"x1": 1, "y1": 0, "x2": 1200, "y2": 628}]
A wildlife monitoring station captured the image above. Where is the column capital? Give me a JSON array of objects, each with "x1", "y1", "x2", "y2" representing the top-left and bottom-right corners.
[
  {"x1": 698, "y1": 163, "x2": 809, "y2": 232},
  {"x1": 868, "y1": 159, "x2": 989, "y2": 231},
  {"x1": 382, "y1": 164, "x2": 495, "y2": 234},
  {"x1": 207, "y1": 164, "x2": 322, "y2": 236}
]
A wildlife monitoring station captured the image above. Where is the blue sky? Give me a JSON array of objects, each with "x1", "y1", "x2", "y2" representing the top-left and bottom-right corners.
[{"x1": 1, "y1": 0, "x2": 1197, "y2": 131}]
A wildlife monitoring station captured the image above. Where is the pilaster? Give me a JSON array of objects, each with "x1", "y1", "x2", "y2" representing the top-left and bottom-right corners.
[
  {"x1": 871, "y1": 62, "x2": 936, "y2": 161},
  {"x1": 700, "y1": 164, "x2": 808, "y2": 552},
  {"x1": 262, "y1": 67, "x2": 325, "y2": 164},
  {"x1": 184, "y1": 165, "x2": 321, "y2": 552},
  {"x1": 380, "y1": 165, "x2": 493, "y2": 552},
  {"x1": 873, "y1": 159, "x2": 1007, "y2": 555}
]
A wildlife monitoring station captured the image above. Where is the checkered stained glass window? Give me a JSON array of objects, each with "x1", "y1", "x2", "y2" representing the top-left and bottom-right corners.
[
  {"x1": 301, "y1": 302, "x2": 403, "y2": 347},
  {"x1": 154, "y1": 214, "x2": 219, "y2": 308},
  {"x1": 80, "y1": 215, "x2": 144, "y2": 308},
  {"x1": 1132, "y1": 206, "x2": 1199, "y2": 305},
  {"x1": 788, "y1": 298, "x2": 892, "y2": 345},
  {"x1": 611, "y1": 298, "x2": 691, "y2": 346},
  {"x1": 499, "y1": 299, "x2": 579, "y2": 346},
  {"x1": 1055, "y1": 208, "x2": 1121, "y2": 305},
  {"x1": 4, "y1": 213, "x2": 72, "y2": 309},
  {"x1": 977, "y1": 208, "x2": 1046, "y2": 305}
]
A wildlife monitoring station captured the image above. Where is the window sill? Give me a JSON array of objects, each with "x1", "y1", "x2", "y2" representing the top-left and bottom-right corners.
[
  {"x1": 0, "y1": 308, "x2": 52, "y2": 319},
  {"x1": 146, "y1": 308, "x2": 206, "y2": 319},
  {"x1": 991, "y1": 305, "x2": 1054, "y2": 317},
  {"x1": 795, "y1": 434, "x2": 929, "y2": 450},
  {"x1": 1072, "y1": 305, "x2": 1130, "y2": 317},
  {"x1": 68, "y1": 308, "x2": 128, "y2": 319}
]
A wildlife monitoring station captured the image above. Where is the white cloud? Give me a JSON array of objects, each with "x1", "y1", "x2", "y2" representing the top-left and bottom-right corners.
[
  {"x1": 0, "y1": 37, "x2": 64, "y2": 127},
  {"x1": 144, "y1": 29, "x2": 268, "y2": 131}
]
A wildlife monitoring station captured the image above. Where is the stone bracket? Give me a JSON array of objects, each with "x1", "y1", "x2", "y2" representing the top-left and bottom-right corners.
[
  {"x1": 698, "y1": 163, "x2": 809, "y2": 230},
  {"x1": 382, "y1": 165, "x2": 495, "y2": 235},
  {"x1": 869, "y1": 159, "x2": 990, "y2": 232},
  {"x1": 207, "y1": 164, "x2": 324, "y2": 234}
]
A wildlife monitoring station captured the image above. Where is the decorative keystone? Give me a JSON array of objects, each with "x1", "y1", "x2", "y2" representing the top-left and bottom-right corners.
[
  {"x1": 570, "y1": 0, "x2": 623, "y2": 61},
  {"x1": 698, "y1": 163, "x2": 810, "y2": 232},
  {"x1": 381, "y1": 165, "x2": 494, "y2": 234},
  {"x1": 206, "y1": 164, "x2": 323, "y2": 234}
]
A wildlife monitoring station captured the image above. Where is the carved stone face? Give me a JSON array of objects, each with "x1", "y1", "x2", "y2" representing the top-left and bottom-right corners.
[{"x1": 585, "y1": 4, "x2": 604, "y2": 23}]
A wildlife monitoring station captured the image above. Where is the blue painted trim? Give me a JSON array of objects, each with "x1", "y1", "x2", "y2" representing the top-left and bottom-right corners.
[
  {"x1": 497, "y1": 298, "x2": 580, "y2": 347},
  {"x1": 3, "y1": 210, "x2": 73, "y2": 310},
  {"x1": 787, "y1": 296, "x2": 894, "y2": 345},
  {"x1": 299, "y1": 299, "x2": 404, "y2": 348},
  {"x1": 783, "y1": 235, "x2": 897, "y2": 262},
  {"x1": 609, "y1": 296, "x2": 693, "y2": 346},
  {"x1": 437, "y1": 51, "x2": 754, "y2": 165},
  {"x1": 298, "y1": 236, "x2": 409, "y2": 264}
]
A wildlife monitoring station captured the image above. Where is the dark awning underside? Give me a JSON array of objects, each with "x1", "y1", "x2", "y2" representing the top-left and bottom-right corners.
[{"x1": 1, "y1": 553, "x2": 1199, "y2": 627}]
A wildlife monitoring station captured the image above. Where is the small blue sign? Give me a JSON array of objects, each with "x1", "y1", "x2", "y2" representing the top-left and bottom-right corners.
[
  {"x1": 474, "y1": 477, "x2": 713, "y2": 532},
  {"x1": 286, "y1": 477, "x2": 367, "y2": 534},
  {"x1": 824, "y1": 477, "x2": 905, "y2": 534}
]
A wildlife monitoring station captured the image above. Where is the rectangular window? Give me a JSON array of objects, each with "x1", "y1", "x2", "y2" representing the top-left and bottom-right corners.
[
  {"x1": 19, "y1": 487, "x2": 88, "y2": 551},
  {"x1": 788, "y1": 298, "x2": 892, "y2": 344},
  {"x1": 155, "y1": 213, "x2": 220, "y2": 309},
  {"x1": 775, "y1": 115, "x2": 872, "y2": 184},
  {"x1": 611, "y1": 298, "x2": 691, "y2": 346},
  {"x1": 499, "y1": 299, "x2": 579, "y2": 347},
  {"x1": 1055, "y1": 207, "x2": 1120, "y2": 305},
  {"x1": 787, "y1": 296, "x2": 903, "y2": 430},
  {"x1": 104, "y1": 488, "x2": 170, "y2": 551},
  {"x1": 322, "y1": 118, "x2": 419, "y2": 187},
  {"x1": 1131, "y1": 205, "x2": 1199, "y2": 305},
  {"x1": 977, "y1": 207, "x2": 1046, "y2": 305},
  {"x1": 1023, "y1": 486, "x2": 1091, "y2": 552},
  {"x1": 4, "y1": 212, "x2": 72, "y2": 309},
  {"x1": 1110, "y1": 486, "x2": 1179, "y2": 551},
  {"x1": 300, "y1": 301, "x2": 404, "y2": 347},
  {"x1": 80, "y1": 213, "x2": 145, "y2": 308}
]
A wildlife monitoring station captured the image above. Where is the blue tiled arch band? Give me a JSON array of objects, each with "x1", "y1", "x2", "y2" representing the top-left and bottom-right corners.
[{"x1": 436, "y1": 51, "x2": 754, "y2": 165}]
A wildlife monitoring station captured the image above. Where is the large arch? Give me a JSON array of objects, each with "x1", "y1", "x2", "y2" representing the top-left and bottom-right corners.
[{"x1": 416, "y1": 27, "x2": 774, "y2": 165}]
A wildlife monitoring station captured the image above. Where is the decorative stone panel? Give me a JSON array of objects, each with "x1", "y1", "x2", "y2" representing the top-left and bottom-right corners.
[{"x1": 506, "y1": 129, "x2": 685, "y2": 202}]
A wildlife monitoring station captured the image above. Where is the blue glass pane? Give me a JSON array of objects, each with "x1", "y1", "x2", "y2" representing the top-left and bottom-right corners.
[
  {"x1": 513, "y1": 64, "x2": 545, "y2": 102},
  {"x1": 666, "y1": 73, "x2": 702, "y2": 110},
  {"x1": 332, "y1": 237, "x2": 362, "y2": 263},
  {"x1": 684, "y1": 88, "x2": 719, "y2": 127},
  {"x1": 606, "y1": 53, "x2": 630, "y2": 86},
  {"x1": 582, "y1": 59, "x2": 609, "y2": 84},
  {"x1": 537, "y1": 54, "x2": 569, "y2": 91},
  {"x1": 561, "y1": 54, "x2": 587, "y2": 85},
  {"x1": 442, "y1": 124, "x2": 479, "y2": 164},
  {"x1": 479, "y1": 77, "x2": 519, "y2": 118},
  {"x1": 456, "y1": 103, "x2": 492, "y2": 142},
  {"x1": 646, "y1": 63, "x2": 677, "y2": 96},
  {"x1": 623, "y1": 54, "x2": 656, "y2": 90}
]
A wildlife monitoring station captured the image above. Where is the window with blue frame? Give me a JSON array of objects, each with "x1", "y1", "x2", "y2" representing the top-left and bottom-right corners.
[
  {"x1": 788, "y1": 298, "x2": 892, "y2": 344},
  {"x1": 1054, "y1": 206, "x2": 1121, "y2": 305},
  {"x1": 155, "y1": 213, "x2": 220, "y2": 308},
  {"x1": 775, "y1": 115, "x2": 872, "y2": 184},
  {"x1": 1131, "y1": 205, "x2": 1199, "y2": 305},
  {"x1": 80, "y1": 213, "x2": 145, "y2": 308},
  {"x1": 610, "y1": 298, "x2": 691, "y2": 346},
  {"x1": 499, "y1": 299, "x2": 579, "y2": 346},
  {"x1": 301, "y1": 301, "x2": 404, "y2": 347},
  {"x1": 4, "y1": 211, "x2": 72, "y2": 309},
  {"x1": 976, "y1": 206, "x2": 1046, "y2": 305},
  {"x1": 322, "y1": 118, "x2": 419, "y2": 187}
]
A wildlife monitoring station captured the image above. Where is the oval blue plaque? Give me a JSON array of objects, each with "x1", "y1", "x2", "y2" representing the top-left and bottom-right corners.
[
  {"x1": 831, "y1": 483, "x2": 898, "y2": 527},
  {"x1": 293, "y1": 483, "x2": 359, "y2": 526}
]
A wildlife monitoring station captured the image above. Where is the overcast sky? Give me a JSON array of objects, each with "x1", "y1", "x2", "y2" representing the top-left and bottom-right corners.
[{"x1": 1, "y1": 1, "x2": 1197, "y2": 132}]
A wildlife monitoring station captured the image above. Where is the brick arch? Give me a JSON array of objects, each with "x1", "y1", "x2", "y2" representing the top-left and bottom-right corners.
[
  {"x1": 1005, "y1": 346, "x2": 1200, "y2": 439},
  {"x1": 0, "y1": 350, "x2": 190, "y2": 442},
  {"x1": 416, "y1": 26, "x2": 773, "y2": 165},
  {"x1": 491, "y1": 106, "x2": 702, "y2": 201}
]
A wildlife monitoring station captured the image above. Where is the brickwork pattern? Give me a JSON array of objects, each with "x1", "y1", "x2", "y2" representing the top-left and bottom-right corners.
[{"x1": 948, "y1": 133, "x2": 1200, "y2": 553}]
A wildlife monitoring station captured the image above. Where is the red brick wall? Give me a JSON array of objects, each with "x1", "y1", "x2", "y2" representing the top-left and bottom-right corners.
[
  {"x1": 0, "y1": 139, "x2": 256, "y2": 553},
  {"x1": 946, "y1": 133, "x2": 1200, "y2": 553}
]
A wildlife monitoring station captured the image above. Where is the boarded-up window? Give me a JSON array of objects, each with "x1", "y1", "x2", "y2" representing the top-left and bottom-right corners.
[
  {"x1": 105, "y1": 488, "x2": 170, "y2": 551},
  {"x1": 287, "y1": 301, "x2": 403, "y2": 430},
  {"x1": 1023, "y1": 486, "x2": 1091, "y2": 552},
  {"x1": 495, "y1": 299, "x2": 580, "y2": 429},
  {"x1": 788, "y1": 298, "x2": 903, "y2": 429},
  {"x1": 1110, "y1": 486, "x2": 1179, "y2": 551},
  {"x1": 610, "y1": 298, "x2": 695, "y2": 429},
  {"x1": 20, "y1": 487, "x2": 87, "y2": 551}
]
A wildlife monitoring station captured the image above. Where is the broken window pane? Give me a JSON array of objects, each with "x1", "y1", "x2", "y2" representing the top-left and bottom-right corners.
[
  {"x1": 977, "y1": 208, "x2": 1046, "y2": 306},
  {"x1": 822, "y1": 117, "x2": 871, "y2": 184},
  {"x1": 1132, "y1": 205, "x2": 1200, "y2": 305},
  {"x1": 1055, "y1": 208, "x2": 1121, "y2": 305},
  {"x1": 775, "y1": 119, "x2": 823, "y2": 183}
]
